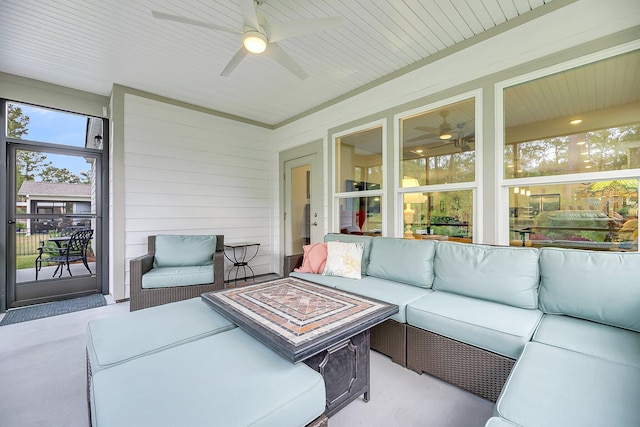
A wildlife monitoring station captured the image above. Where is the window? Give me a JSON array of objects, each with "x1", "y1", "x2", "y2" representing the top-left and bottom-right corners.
[
  {"x1": 400, "y1": 98, "x2": 475, "y2": 185},
  {"x1": 333, "y1": 124, "x2": 384, "y2": 235},
  {"x1": 402, "y1": 189, "x2": 473, "y2": 242},
  {"x1": 509, "y1": 181, "x2": 638, "y2": 251},
  {"x1": 398, "y1": 95, "x2": 478, "y2": 241},
  {"x1": 503, "y1": 49, "x2": 640, "y2": 251}
]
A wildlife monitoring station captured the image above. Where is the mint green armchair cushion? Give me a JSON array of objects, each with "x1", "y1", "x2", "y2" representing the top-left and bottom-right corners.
[
  {"x1": 539, "y1": 248, "x2": 640, "y2": 332},
  {"x1": 153, "y1": 235, "x2": 216, "y2": 268},
  {"x1": 366, "y1": 237, "x2": 436, "y2": 288},
  {"x1": 141, "y1": 266, "x2": 213, "y2": 289},
  {"x1": 433, "y1": 242, "x2": 540, "y2": 309}
]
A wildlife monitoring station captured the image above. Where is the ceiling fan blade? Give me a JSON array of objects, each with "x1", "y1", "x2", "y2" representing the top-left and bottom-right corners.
[
  {"x1": 220, "y1": 47, "x2": 248, "y2": 76},
  {"x1": 266, "y1": 17, "x2": 343, "y2": 43},
  {"x1": 406, "y1": 134, "x2": 437, "y2": 143},
  {"x1": 415, "y1": 126, "x2": 439, "y2": 133},
  {"x1": 264, "y1": 42, "x2": 308, "y2": 79},
  {"x1": 239, "y1": 0, "x2": 260, "y2": 30},
  {"x1": 151, "y1": 10, "x2": 240, "y2": 34}
]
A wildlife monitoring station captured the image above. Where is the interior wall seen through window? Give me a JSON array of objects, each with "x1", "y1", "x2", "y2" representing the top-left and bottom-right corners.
[{"x1": 335, "y1": 126, "x2": 383, "y2": 193}]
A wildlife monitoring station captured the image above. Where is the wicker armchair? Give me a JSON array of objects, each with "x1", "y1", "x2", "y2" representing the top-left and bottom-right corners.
[{"x1": 129, "y1": 235, "x2": 225, "y2": 311}]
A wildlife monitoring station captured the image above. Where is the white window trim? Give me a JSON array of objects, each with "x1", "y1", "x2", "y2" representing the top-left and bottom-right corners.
[
  {"x1": 495, "y1": 41, "x2": 640, "y2": 245},
  {"x1": 331, "y1": 118, "x2": 387, "y2": 234},
  {"x1": 393, "y1": 90, "x2": 483, "y2": 241}
]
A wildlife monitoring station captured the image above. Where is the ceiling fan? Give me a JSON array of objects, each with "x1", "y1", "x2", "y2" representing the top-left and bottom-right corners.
[
  {"x1": 405, "y1": 112, "x2": 475, "y2": 155},
  {"x1": 407, "y1": 111, "x2": 474, "y2": 147},
  {"x1": 151, "y1": 0, "x2": 343, "y2": 79}
]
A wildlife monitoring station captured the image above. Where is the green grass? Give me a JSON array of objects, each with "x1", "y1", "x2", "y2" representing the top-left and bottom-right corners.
[
  {"x1": 16, "y1": 255, "x2": 38, "y2": 270},
  {"x1": 15, "y1": 233, "x2": 57, "y2": 270}
]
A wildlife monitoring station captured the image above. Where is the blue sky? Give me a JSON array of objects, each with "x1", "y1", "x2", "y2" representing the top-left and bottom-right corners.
[{"x1": 17, "y1": 104, "x2": 92, "y2": 176}]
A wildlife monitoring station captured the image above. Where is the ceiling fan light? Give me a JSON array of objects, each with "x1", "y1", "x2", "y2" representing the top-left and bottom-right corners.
[
  {"x1": 243, "y1": 31, "x2": 267, "y2": 53},
  {"x1": 439, "y1": 132, "x2": 452, "y2": 140}
]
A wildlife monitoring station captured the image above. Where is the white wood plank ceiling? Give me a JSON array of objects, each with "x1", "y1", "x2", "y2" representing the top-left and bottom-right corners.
[{"x1": 0, "y1": 0, "x2": 632, "y2": 127}]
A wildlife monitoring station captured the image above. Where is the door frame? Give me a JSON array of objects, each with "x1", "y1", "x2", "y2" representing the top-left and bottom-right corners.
[
  {"x1": 279, "y1": 140, "x2": 324, "y2": 272},
  {"x1": 1, "y1": 101, "x2": 109, "y2": 311}
]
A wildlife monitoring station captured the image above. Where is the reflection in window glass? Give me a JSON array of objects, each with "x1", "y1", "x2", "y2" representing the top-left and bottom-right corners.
[
  {"x1": 400, "y1": 98, "x2": 475, "y2": 186},
  {"x1": 338, "y1": 196, "x2": 382, "y2": 235},
  {"x1": 6, "y1": 102, "x2": 103, "y2": 149},
  {"x1": 402, "y1": 190, "x2": 473, "y2": 242},
  {"x1": 504, "y1": 50, "x2": 640, "y2": 179},
  {"x1": 335, "y1": 126, "x2": 382, "y2": 193},
  {"x1": 509, "y1": 180, "x2": 638, "y2": 251}
]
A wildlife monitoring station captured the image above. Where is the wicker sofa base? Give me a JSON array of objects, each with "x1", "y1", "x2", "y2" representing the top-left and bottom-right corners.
[
  {"x1": 406, "y1": 326, "x2": 515, "y2": 402},
  {"x1": 370, "y1": 319, "x2": 407, "y2": 367}
]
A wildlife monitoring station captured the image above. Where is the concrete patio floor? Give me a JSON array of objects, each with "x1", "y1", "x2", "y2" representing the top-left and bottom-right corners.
[{"x1": 15, "y1": 261, "x2": 97, "y2": 283}]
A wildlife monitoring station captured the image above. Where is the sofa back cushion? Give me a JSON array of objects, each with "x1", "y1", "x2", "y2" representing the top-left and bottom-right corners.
[
  {"x1": 153, "y1": 235, "x2": 216, "y2": 268},
  {"x1": 366, "y1": 237, "x2": 436, "y2": 288},
  {"x1": 433, "y1": 242, "x2": 540, "y2": 309},
  {"x1": 539, "y1": 248, "x2": 640, "y2": 332},
  {"x1": 324, "y1": 234, "x2": 373, "y2": 275}
]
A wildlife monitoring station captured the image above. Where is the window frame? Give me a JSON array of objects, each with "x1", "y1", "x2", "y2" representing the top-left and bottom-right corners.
[
  {"x1": 394, "y1": 90, "x2": 482, "y2": 241},
  {"x1": 331, "y1": 118, "x2": 387, "y2": 235},
  {"x1": 495, "y1": 41, "x2": 640, "y2": 246}
]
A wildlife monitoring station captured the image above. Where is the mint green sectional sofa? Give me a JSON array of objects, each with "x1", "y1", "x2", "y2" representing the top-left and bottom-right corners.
[
  {"x1": 286, "y1": 235, "x2": 640, "y2": 426},
  {"x1": 86, "y1": 298, "x2": 327, "y2": 427}
]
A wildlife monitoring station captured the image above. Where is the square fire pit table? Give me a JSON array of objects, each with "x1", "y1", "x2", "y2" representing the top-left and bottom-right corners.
[{"x1": 201, "y1": 277, "x2": 398, "y2": 416}]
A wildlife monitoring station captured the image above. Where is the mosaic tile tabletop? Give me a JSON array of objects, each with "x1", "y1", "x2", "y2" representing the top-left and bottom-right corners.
[{"x1": 202, "y1": 277, "x2": 396, "y2": 351}]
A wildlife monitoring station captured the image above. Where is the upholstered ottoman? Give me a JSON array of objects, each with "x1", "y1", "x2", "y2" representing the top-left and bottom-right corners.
[
  {"x1": 86, "y1": 297, "x2": 235, "y2": 374},
  {"x1": 484, "y1": 417, "x2": 521, "y2": 427},
  {"x1": 90, "y1": 328, "x2": 327, "y2": 427}
]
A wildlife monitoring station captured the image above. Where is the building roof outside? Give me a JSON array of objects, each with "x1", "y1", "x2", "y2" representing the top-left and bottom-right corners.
[{"x1": 18, "y1": 181, "x2": 90, "y2": 198}]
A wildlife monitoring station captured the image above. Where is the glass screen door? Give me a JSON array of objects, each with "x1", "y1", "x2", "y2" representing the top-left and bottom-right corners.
[{"x1": 4, "y1": 101, "x2": 106, "y2": 308}]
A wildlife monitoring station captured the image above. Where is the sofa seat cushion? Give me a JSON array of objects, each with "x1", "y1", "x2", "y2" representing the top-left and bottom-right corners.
[
  {"x1": 153, "y1": 234, "x2": 216, "y2": 267},
  {"x1": 290, "y1": 271, "x2": 348, "y2": 288},
  {"x1": 407, "y1": 291, "x2": 542, "y2": 358},
  {"x1": 87, "y1": 297, "x2": 235, "y2": 373},
  {"x1": 91, "y1": 328, "x2": 326, "y2": 427},
  {"x1": 495, "y1": 342, "x2": 640, "y2": 427},
  {"x1": 332, "y1": 276, "x2": 431, "y2": 324},
  {"x1": 433, "y1": 242, "x2": 540, "y2": 309},
  {"x1": 141, "y1": 265, "x2": 213, "y2": 288},
  {"x1": 539, "y1": 248, "x2": 640, "y2": 332},
  {"x1": 291, "y1": 272, "x2": 427, "y2": 323},
  {"x1": 366, "y1": 237, "x2": 436, "y2": 288},
  {"x1": 533, "y1": 314, "x2": 640, "y2": 368}
]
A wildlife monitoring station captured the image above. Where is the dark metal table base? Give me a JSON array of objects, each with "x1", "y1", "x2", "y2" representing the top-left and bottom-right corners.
[{"x1": 303, "y1": 330, "x2": 370, "y2": 417}]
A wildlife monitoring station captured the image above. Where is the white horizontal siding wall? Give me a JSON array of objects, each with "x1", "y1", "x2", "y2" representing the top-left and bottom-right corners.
[{"x1": 122, "y1": 94, "x2": 273, "y2": 296}]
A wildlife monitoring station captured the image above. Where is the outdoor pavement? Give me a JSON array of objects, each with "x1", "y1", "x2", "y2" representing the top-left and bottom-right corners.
[{"x1": 15, "y1": 262, "x2": 97, "y2": 283}]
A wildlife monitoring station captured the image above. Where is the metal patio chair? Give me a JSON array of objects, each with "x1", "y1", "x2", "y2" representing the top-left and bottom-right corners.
[{"x1": 35, "y1": 229, "x2": 94, "y2": 280}]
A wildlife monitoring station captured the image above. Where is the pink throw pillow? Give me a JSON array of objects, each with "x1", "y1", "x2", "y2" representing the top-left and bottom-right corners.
[{"x1": 294, "y1": 243, "x2": 327, "y2": 274}]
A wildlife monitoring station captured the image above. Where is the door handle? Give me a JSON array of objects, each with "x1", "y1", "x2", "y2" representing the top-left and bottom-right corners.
[
  {"x1": 8, "y1": 220, "x2": 16, "y2": 224},
  {"x1": 311, "y1": 222, "x2": 318, "y2": 227}
]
